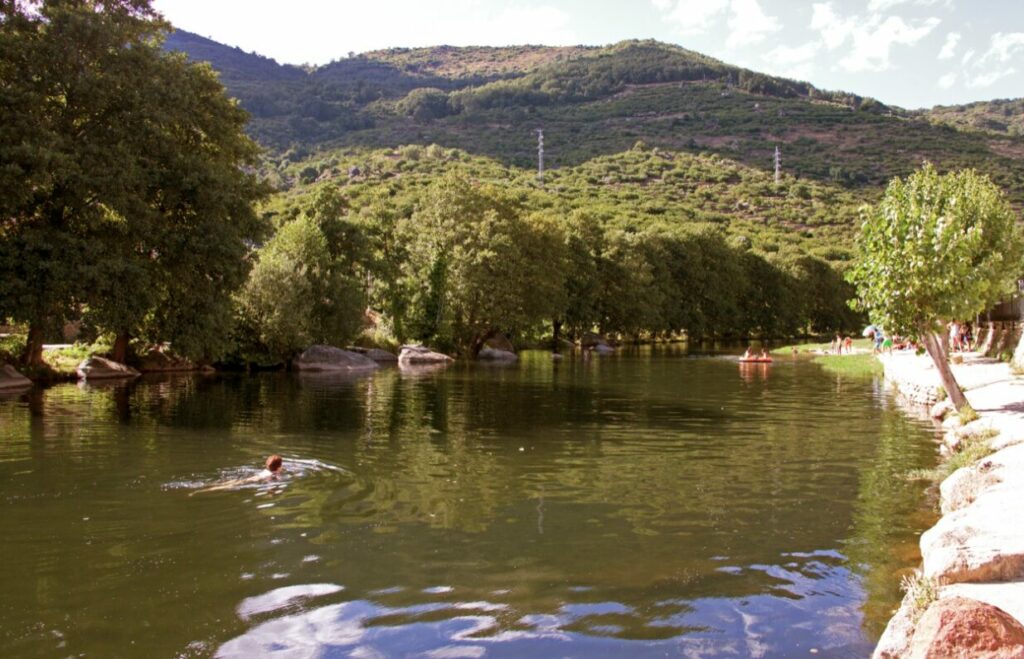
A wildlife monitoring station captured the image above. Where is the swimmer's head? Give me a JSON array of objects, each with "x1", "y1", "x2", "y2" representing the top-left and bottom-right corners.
[{"x1": 266, "y1": 455, "x2": 283, "y2": 473}]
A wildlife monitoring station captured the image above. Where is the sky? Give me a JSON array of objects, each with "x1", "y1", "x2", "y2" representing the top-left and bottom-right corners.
[{"x1": 151, "y1": 0, "x2": 1024, "y2": 109}]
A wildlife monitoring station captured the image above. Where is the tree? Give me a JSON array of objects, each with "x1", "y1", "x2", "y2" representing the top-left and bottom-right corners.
[
  {"x1": 0, "y1": 0, "x2": 267, "y2": 366},
  {"x1": 398, "y1": 175, "x2": 565, "y2": 355},
  {"x1": 847, "y1": 164, "x2": 1023, "y2": 411},
  {"x1": 236, "y1": 215, "x2": 366, "y2": 362}
]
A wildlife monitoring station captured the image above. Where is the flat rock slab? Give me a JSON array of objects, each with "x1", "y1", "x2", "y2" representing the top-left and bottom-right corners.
[
  {"x1": 77, "y1": 357, "x2": 140, "y2": 380},
  {"x1": 346, "y1": 347, "x2": 397, "y2": 363},
  {"x1": 294, "y1": 345, "x2": 379, "y2": 371},
  {"x1": 477, "y1": 347, "x2": 517, "y2": 361},
  {"x1": 941, "y1": 443, "x2": 1024, "y2": 515},
  {"x1": 908, "y1": 595, "x2": 1024, "y2": 658},
  {"x1": 922, "y1": 485, "x2": 1024, "y2": 584},
  {"x1": 398, "y1": 345, "x2": 453, "y2": 366},
  {"x1": 0, "y1": 363, "x2": 32, "y2": 389}
]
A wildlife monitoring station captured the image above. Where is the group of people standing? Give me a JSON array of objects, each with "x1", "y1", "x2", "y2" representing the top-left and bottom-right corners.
[{"x1": 949, "y1": 321, "x2": 974, "y2": 352}]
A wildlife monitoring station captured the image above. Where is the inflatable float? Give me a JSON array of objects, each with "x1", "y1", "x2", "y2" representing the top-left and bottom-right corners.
[{"x1": 738, "y1": 357, "x2": 773, "y2": 363}]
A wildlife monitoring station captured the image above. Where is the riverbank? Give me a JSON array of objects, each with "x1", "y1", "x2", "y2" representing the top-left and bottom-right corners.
[{"x1": 875, "y1": 350, "x2": 1024, "y2": 657}]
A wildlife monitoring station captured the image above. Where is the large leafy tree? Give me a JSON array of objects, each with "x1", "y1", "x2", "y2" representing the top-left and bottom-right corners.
[
  {"x1": 398, "y1": 175, "x2": 565, "y2": 355},
  {"x1": 0, "y1": 0, "x2": 267, "y2": 365},
  {"x1": 848, "y1": 164, "x2": 1023, "y2": 410}
]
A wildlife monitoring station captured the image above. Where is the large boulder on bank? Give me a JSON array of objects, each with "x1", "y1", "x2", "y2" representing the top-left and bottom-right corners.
[
  {"x1": 922, "y1": 484, "x2": 1024, "y2": 584},
  {"x1": 293, "y1": 345, "x2": 378, "y2": 372},
  {"x1": 398, "y1": 345, "x2": 453, "y2": 366},
  {"x1": 77, "y1": 357, "x2": 140, "y2": 380},
  {"x1": 478, "y1": 347, "x2": 517, "y2": 362},
  {"x1": 873, "y1": 592, "x2": 920, "y2": 659},
  {"x1": 0, "y1": 363, "x2": 31, "y2": 390},
  {"x1": 345, "y1": 346, "x2": 398, "y2": 363},
  {"x1": 907, "y1": 596, "x2": 1024, "y2": 658}
]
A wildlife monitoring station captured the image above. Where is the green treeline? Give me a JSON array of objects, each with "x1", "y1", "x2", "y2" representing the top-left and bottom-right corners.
[
  {"x1": 0, "y1": 2, "x2": 863, "y2": 371},
  {"x1": 235, "y1": 171, "x2": 862, "y2": 362}
]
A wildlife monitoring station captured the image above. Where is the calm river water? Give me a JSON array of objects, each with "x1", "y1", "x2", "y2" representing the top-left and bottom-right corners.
[{"x1": 0, "y1": 347, "x2": 939, "y2": 658}]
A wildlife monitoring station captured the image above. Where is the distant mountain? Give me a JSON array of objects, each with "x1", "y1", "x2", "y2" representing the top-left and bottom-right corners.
[
  {"x1": 164, "y1": 31, "x2": 1024, "y2": 203},
  {"x1": 924, "y1": 98, "x2": 1024, "y2": 137}
]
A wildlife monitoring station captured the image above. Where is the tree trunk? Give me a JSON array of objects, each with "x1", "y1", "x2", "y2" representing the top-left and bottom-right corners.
[
  {"x1": 112, "y1": 331, "x2": 130, "y2": 364},
  {"x1": 22, "y1": 324, "x2": 45, "y2": 368},
  {"x1": 470, "y1": 328, "x2": 499, "y2": 359},
  {"x1": 552, "y1": 319, "x2": 562, "y2": 352},
  {"x1": 921, "y1": 326, "x2": 968, "y2": 411}
]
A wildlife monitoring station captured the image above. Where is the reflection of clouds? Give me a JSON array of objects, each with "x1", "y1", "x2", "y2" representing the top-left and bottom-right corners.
[
  {"x1": 237, "y1": 583, "x2": 345, "y2": 620},
  {"x1": 219, "y1": 601, "x2": 372, "y2": 658}
]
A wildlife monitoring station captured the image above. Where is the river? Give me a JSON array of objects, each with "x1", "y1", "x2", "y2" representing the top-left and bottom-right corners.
[{"x1": 0, "y1": 347, "x2": 938, "y2": 657}]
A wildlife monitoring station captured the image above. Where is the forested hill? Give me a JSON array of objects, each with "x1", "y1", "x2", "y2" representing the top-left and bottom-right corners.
[{"x1": 165, "y1": 30, "x2": 1024, "y2": 203}]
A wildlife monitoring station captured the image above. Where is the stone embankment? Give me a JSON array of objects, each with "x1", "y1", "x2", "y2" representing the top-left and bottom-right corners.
[{"x1": 875, "y1": 351, "x2": 1024, "y2": 658}]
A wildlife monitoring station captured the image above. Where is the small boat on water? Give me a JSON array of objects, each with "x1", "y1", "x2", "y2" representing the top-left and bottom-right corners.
[{"x1": 739, "y1": 357, "x2": 773, "y2": 364}]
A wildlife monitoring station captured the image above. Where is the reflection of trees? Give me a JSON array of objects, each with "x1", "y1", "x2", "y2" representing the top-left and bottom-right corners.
[
  {"x1": 844, "y1": 405, "x2": 939, "y2": 638},
  {"x1": 0, "y1": 352, "x2": 938, "y2": 649}
]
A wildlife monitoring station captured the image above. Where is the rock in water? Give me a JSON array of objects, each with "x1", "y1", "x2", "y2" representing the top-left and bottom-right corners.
[
  {"x1": 0, "y1": 363, "x2": 32, "y2": 389},
  {"x1": 398, "y1": 345, "x2": 454, "y2": 365},
  {"x1": 478, "y1": 347, "x2": 517, "y2": 361},
  {"x1": 77, "y1": 357, "x2": 140, "y2": 380},
  {"x1": 346, "y1": 347, "x2": 398, "y2": 362},
  {"x1": 908, "y1": 596, "x2": 1024, "y2": 658},
  {"x1": 593, "y1": 343, "x2": 615, "y2": 355},
  {"x1": 293, "y1": 345, "x2": 379, "y2": 372},
  {"x1": 484, "y1": 332, "x2": 515, "y2": 353}
]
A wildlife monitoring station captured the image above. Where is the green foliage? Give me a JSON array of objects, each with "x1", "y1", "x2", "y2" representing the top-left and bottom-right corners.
[
  {"x1": 236, "y1": 213, "x2": 366, "y2": 362},
  {"x1": 0, "y1": 1, "x2": 267, "y2": 364},
  {"x1": 848, "y1": 164, "x2": 1024, "y2": 338},
  {"x1": 165, "y1": 32, "x2": 1024, "y2": 205},
  {"x1": 397, "y1": 175, "x2": 565, "y2": 353},
  {"x1": 900, "y1": 572, "x2": 939, "y2": 623}
]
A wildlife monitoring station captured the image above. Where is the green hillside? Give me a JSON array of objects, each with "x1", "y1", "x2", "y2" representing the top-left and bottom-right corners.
[
  {"x1": 266, "y1": 143, "x2": 862, "y2": 263},
  {"x1": 165, "y1": 32, "x2": 1024, "y2": 204},
  {"x1": 924, "y1": 98, "x2": 1024, "y2": 136}
]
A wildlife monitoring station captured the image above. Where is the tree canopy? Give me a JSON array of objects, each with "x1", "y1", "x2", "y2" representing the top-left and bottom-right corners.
[{"x1": 848, "y1": 163, "x2": 1023, "y2": 409}]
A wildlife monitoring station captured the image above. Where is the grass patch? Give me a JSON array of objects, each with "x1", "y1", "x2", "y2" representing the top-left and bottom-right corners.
[
  {"x1": 900, "y1": 572, "x2": 939, "y2": 623},
  {"x1": 908, "y1": 428, "x2": 998, "y2": 482},
  {"x1": 959, "y1": 404, "x2": 979, "y2": 425},
  {"x1": 771, "y1": 337, "x2": 873, "y2": 355},
  {"x1": 812, "y1": 353, "x2": 883, "y2": 377}
]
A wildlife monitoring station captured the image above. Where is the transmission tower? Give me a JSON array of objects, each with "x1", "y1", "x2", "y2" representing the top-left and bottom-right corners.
[
  {"x1": 774, "y1": 145, "x2": 781, "y2": 185},
  {"x1": 536, "y1": 128, "x2": 545, "y2": 184}
]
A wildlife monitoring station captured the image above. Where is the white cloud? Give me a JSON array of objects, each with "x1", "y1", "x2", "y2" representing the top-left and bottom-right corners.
[
  {"x1": 660, "y1": 0, "x2": 730, "y2": 35},
  {"x1": 961, "y1": 48, "x2": 976, "y2": 65},
  {"x1": 810, "y1": 3, "x2": 856, "y2": 50},
  {"x1": 725, "y1": 0, "x2": 781, "y2": 49},
  {"x1": 937, "y1": 72, "x2": 956, "y2": 88},
  {"x1": 655, "y1": 0, "x2": 779, "y2": 48},
  {"x1": 808, "y1": 4, "x2": 941, "y2": 72},
  {"x1": 967, "y1": 68, "x2": 1016, "y2": 88},
  {"x1": 838, "y1": 15, "x2": 940, "y2": 72},
  {"x1": 938, "y1": 32, "x2": 960, "y2": 59},
  {"x1": 978, "y1": 32, "x2": 1024, "y2": 66},
  {"x1": 867, "y1": 0, "x2": 950, "y2": 10},
  {"x1": 761, "y1": 41, "x2": 820, "y2": 80}
]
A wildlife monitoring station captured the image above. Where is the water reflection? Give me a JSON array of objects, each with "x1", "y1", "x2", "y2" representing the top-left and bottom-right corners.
[{"x1": 0, "y1": 347, "x2": 939, "y2": 657}]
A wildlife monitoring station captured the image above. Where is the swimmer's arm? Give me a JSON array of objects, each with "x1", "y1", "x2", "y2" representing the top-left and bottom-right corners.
[{"x1": 189, "y1": 475, "x2": 263, "y2": 496}]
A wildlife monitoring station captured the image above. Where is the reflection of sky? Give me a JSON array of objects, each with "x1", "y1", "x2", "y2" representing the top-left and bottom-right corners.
[{"x1": 219, "y1": 551, "x2": 869, "y2": 658}]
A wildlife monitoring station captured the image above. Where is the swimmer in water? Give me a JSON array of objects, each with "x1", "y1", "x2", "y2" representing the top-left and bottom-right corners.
[{"x1": 191, "y1": 455, "x2": 284, "y2": 495}]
